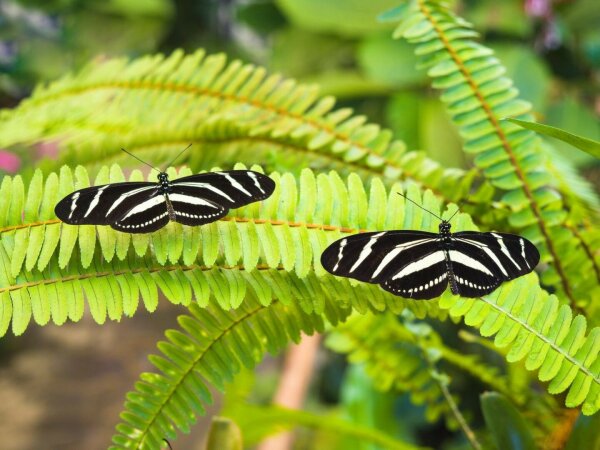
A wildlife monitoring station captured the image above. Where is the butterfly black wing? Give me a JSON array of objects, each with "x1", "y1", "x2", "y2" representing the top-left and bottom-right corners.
[
  {"x1": 449, "y1": 231, "x2": 540, "y2": 297},
  {"x1": 168, "y1": 170, "x2": 275, "y2": 226},
  {"x1": 321, "y1": 231, "x2": 449, "y2": 299},
  {"x1": 55, "y1": 170, "x2": 275, "y2": 233},
  {"x1": 55, "y1": 182, "x2": 159, "y2": 226},
  {"x1": 321, "y1": 229, "x2": 540, "y2": 300}
]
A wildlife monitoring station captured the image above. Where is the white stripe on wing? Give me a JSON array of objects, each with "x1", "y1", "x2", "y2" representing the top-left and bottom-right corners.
[
  {"x1": 83, "y1": 186, "x2": 108, "y2": 218},
  {"x1": 455, "y1": 237, "x2": 509, "y2": 277},
  {"x1": 391, "y1": 251, "x2": 445, "y2": 280},
  {"x1": 173, "y1": 182, "x2": 234, "y2": 202},
  {"x1": 371, "y1": 238, "x2": 432, "y2": 279},
  {"x1": 106, "y1": 185, "x2": 157, "y2": 216},
  {"x1": 219, "y1": 172, "x2": 252, "y2": 196},
  {"x1": 349, "y1": 232, "x2": 385, "y2": 273},
  {"x1": 122, "y1": 195, "x2": 166, "y2": 220},
  {"x1": 449, "y1": 250, "x2": 494, "y2": 277}
]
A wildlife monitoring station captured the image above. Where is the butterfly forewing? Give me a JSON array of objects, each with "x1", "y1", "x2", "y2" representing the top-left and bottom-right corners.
[
  {"x1": 320, "y1": 231, "x2": 440, "y2": 283},
  {"x1": 55, "y1": 182, "x2": 158, "y2": 225},
  {"x1": 170, "y1": 170, "x2": 275, "y2": 209},
  {"x1": 169, "y1": 170, "x2": 274, "y2": 226},
  {"x1": 453, "y1": 231, "x2": 540, "y2": 279}
]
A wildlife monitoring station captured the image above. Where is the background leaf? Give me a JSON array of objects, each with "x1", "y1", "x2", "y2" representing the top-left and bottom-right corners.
[
  {"x1": 481, "y1": 392, "x2": 537, "y2": 450},
  {"x1": 505, "y1": 118, "x2": 600, "y2": 159}
]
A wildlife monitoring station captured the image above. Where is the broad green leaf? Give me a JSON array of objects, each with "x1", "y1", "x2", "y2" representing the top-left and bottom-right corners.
[
  {"x1": 505, "y1": 118, "x2": 600, "y2": 159},
  {"x1": 481, "y1": 392, "x2": 536, "y2": 450}
]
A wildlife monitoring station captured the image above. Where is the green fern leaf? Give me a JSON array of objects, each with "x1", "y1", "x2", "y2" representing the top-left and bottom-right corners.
[
  {"x1": 390, "y1": 0, "x2": 600, "y2": 307},
  {"x1": 439, "y1": 275, "x2": 600, "y2": 414},
  {"x1": 327, "y1": 312, "x2": 516, "y2": 425},
  {"x1": 1, "y1": 166, "x2": 452, "y2": 335},
  {"x1": 1, "y1": 164, "x2": 595, "y2": 415},
  {"x1": 111, "y1": 298, "x2": 348, "y2": 449},
  {"x1": 0, "y1": 49, "x2": 495, "y2": 215}
]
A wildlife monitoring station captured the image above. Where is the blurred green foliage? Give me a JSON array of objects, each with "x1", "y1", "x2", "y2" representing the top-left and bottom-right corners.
[{"x1": 2, "y1": 0, "x2": 598, "y2": 171}]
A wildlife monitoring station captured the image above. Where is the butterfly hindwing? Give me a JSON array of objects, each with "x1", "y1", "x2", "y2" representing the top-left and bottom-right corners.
[
  {"x1": 446, "y1": 243, "x2": 502, "y2": 297},
  {"x1": 110, "y1": 194, "x2": 170, "y2": 233},
  {"x1": 169, "y1": 194, "x2": 228, "y2": 226},
  {"x1": 381, "y1": 250, "x2": 449, "y2": 299}
]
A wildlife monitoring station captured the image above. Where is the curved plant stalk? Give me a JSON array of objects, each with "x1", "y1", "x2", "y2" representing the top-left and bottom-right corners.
[{"x1": 223, "y1": 404, "x2": 423, "y2": 450}]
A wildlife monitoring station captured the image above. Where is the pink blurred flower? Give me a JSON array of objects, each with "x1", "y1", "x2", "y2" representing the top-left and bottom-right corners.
[
  {"x1": 36, "y1": 140, "x2": 60, "y2": 159},
  {"x1": 0, "y1": 150, "x2": 20, "y2": 173},
  {"x1": 525, "y1": 0, "x2": 551, "y2": 18}
]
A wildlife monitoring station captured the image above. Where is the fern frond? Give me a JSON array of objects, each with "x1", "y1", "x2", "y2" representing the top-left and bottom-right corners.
[
  {"x1": 327, "y1": 312, "x2": 516, "y2": 425},
  {"x1": 2, "y1": 164, "x2": 596, "y2": 415},
  {"x1": 0, "y1": 49, "x2": 494, "y2": 210},
  {"x1": 327, "y1": 313, "x2": 455, "y2": 425},
  {"x1": 1, "y1": 166, "x2": 455, "y2": 336},
  {"x1": 388, "y1": 0, "x2": 600, "y2": 306},
  {"x1": 110, "y1": 297, "x2": 352, "y2": 449},
  {"x1": 439, "y1": 275, "x2": 600, "y2": 415}
]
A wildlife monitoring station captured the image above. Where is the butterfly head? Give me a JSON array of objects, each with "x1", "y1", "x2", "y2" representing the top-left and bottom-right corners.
[
  {"x1": 157, "y1": 172, "x2": 170, "y2": 192},
  {"x1": 439, "y1": 220, "x2": 451, "y2": 237}
]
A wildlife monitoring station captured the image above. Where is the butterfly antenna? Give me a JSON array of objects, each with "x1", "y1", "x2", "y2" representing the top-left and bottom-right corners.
[
  {"x1": 120, "y1": 148, "x2": 161, "y2": 173},
  {"x1": 397, "y1": 192, "x2": 443, "y2": 221},
  {"x1": 162, "y1": 438, "x2": 173, "y2": 450},
  {"x1": 163, "y1": 143, "x2": 193, "y2": 171},
  {"x1": 446, "y1": 206, "x2": 461, "y2": 223}
]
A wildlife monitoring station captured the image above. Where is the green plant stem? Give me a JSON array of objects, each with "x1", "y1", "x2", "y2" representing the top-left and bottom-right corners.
[
  {"x1": 440, "y1": 346, "x2": 520, "y2": 405},
  {"x1": 437, "y1": 377, "x2": 482, "y2": 450},
  {"x1": 251, "y1": 405, "x2": 424, "y2": 450},
  {"x1": 420, "y1": 342, "x2": 483, "y2": 450}
]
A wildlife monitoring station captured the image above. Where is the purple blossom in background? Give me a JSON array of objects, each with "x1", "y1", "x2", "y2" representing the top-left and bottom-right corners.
[
  {"x1": 0, "y1": 150, "x2": 20, "y2": 173},
  {"x1": 0, "y1": 0, "x2": 60, "y2": 37},
  {"x1": 524, "y1": 0, "x2": 562, "y2": 50},
  {"x1": 0, "y1": 40, "x2": 17, "y2": 66}
]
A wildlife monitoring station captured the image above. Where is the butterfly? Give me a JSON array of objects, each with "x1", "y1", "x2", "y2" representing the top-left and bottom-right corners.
[
  {"x1": 320, "y1": 194, "x2": 540, "y2": 299},
  {"x1": 54, "y1": 147, "x2": 275, "y2": 233}
]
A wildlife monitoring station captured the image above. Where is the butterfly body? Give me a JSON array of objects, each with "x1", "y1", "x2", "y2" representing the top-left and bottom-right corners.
[
  {"x1": 321, "y1": 221, "x2": 540, "y2": 299},
  {"x1": 55, "y1": 170, "x2": 275, "y2": 233}
]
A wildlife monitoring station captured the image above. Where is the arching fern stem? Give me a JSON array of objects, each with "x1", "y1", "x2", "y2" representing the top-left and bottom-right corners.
[{"x1": 416, "y1": 0, "x2": 576, "y2": 305}]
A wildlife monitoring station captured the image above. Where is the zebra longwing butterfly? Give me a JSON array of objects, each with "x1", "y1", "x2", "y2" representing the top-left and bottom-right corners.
[
  {"x1": 54, "y1": 148, "x2": 275, "y2": 233},
  {"x1": 320, "y1": 195, "x2": 540, "y2": 299}
]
